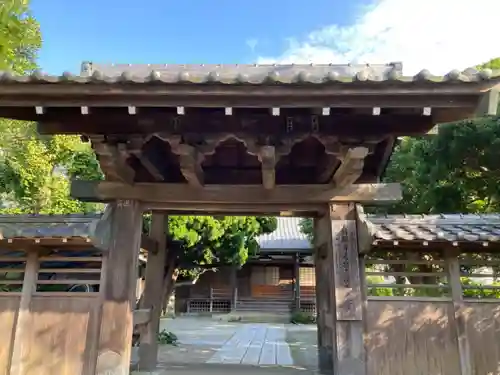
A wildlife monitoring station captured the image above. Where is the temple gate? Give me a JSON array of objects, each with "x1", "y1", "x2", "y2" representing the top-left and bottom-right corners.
[{"x1": 0, "y1": 63, "x2": 498, "y2": 374}]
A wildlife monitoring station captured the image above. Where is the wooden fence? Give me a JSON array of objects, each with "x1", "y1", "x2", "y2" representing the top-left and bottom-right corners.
[
  {"x1": 0, "y1": 248, "x2": 104, "y2": 375},
  {"x1": 364, "y1": 250, "x2": 500, "y2": 375}
]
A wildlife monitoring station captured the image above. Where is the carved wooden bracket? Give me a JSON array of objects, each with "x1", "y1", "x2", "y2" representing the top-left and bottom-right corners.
[
  {"x1": 90, "y1": 136, "x2": 135, "y2": 184},
  {"x1": 332, "y1": 146, "x2": 370, "y2": 187},
  {"x1": 158, "y1": 135, "x2": 205, "y2": 187},
  {"x1": 127, "y1": 137, "x2": 165, "y2": 181},
  {"x1": 258, "y1": 146, "x2": 276, "y2": 190}
]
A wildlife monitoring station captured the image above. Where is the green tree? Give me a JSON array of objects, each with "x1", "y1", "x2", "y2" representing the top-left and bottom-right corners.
[
  {"x1": 143, "y1": 215, "x2": 277, "y2": 306},
  {"x1": 0, "y1": 0, "x2": 41, "y2": 74}
]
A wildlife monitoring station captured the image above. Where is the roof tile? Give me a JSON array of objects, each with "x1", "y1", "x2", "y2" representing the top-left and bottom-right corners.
[{"x1": 0, "y1": 63, "x2": 497, "y2": 85}]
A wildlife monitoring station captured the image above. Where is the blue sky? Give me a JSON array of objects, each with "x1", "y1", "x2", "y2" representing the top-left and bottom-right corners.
[
  {"x1": 32, "y1": 0, "x2": 500, "y2": 76},
  {"x1": 32, "y1": 0, "x2": 370, "y2": 74}
]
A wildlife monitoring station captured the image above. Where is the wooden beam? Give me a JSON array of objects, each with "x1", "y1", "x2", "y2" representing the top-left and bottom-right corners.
[
  {"x1": 476, "y1": 88, "x2": 499, "y2": 116},
  {"x1": 34, "y1": 113, "x2": 435, "y2": 136},
  {"x1": 258, "y1": 146, "x2": 276, "y2": 189},
  {"x1": 71, "y1": 180, "x2": 402, "y2": 205},
  {"x1": 332, "y1": 146, "x2": 369, "y2": 186}
]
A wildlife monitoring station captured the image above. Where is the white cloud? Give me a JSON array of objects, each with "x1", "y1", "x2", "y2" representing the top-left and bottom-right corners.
[{"x1": 258, "y1": 0, "x2": 500, "y2": 75}]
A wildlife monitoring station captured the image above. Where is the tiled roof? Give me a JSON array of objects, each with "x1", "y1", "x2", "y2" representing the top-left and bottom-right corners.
[
  {"x1": 0, "y1": 63, "x2": 497, "y2": 85},
  {"x1": 0, "y1": 214, "x2": 101, "y2": 240},
  {"x1": 257, "y1": 217, "x2": 310, "y2": 250},
  {"x1": 257, "y1": 214, "x2": 500, "y2": 251},
  {"x1": 368, "y1": 214, "x2": 500, "y2": 243}
]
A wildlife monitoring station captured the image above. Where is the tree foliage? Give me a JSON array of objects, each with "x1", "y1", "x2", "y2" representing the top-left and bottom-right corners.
[{"x1": 0, "y1": 0, "x2": 41, "y2": 74}]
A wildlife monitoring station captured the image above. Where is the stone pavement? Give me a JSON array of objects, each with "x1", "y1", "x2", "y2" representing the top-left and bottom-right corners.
[
  {"x1": 133, "y1": 317, "x2": 316, "y2": 370},
  {"x1": 207, "y1": 324, "x2": 293, "y2": 366}
]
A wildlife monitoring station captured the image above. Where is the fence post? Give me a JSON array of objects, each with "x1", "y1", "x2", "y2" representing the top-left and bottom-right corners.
[
  {"x1": 445, "y1": 249, "x2": 472, "y2": 375},
  {"x1": 209, "y1": 287, "x2": 213, "y2": 312}
]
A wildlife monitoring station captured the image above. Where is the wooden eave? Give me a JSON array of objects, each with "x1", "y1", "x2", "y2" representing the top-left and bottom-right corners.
[{"x1": 0, "y1": 65, "x2": 497, "y2": 194}]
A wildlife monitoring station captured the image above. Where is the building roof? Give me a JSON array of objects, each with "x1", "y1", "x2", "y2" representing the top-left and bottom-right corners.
[
  {"x1": 257, "y1": 217, "x2": 310, "y2": 251},
  {"x1": 0, "y1": 63, "x2": 497, "y2": 86},
  {"x1": 257, "y1": 213, "x2": 500, "y2": 251}
]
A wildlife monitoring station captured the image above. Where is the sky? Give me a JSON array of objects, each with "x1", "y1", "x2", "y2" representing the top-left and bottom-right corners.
[{"x1": 32, "y1": 0, "x2": 500, "y2": 76}]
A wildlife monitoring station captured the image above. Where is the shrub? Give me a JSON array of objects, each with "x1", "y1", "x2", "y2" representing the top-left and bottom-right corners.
[
  {"x1": 290, "y1": 311, "x2": 316, "y2": 324},
  {"x1": 157, "y1": 329, "x2": 178, "y2": 345}
]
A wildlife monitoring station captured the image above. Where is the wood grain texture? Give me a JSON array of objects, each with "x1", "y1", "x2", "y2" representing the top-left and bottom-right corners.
[
  {"x1": 19, "y1": 296, "x2": 95, "y2": 375},
  {"x1": 0, "y1": 297, "x2": 20, "y2": 375},
  {"x1": 96, "y1": 200, "x2": 142, "y2": 375},
  {"x1": 366, "y1": 301, "x2": 460, "y2": 375}
]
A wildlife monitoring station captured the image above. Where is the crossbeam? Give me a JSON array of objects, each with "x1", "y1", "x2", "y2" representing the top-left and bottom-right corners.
[{"x1": 71, "y1": 181, "x2": 402, "y2": 210}]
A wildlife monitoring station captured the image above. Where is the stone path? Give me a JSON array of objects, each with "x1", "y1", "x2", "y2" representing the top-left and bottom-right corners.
[{"x1": 206, "y1": 324, "x2": 294, "y2": 366}]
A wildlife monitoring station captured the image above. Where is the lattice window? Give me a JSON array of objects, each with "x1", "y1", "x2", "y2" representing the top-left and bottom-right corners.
[
  {"x1": 459, "y1": 253, "x2": 500, "y2": 300},
  {"x1": 0, "y1": 251, "x2": 26, "y2": 294},
  {"x1": 299, "y1": 267, "x2": 315, "y2": 286},
  {"x1": 365, "y1": 251, "x2": 450, "y2": 298},
  {"x1": 36, "y1": 251, "x2": 102, "y2": 295}
]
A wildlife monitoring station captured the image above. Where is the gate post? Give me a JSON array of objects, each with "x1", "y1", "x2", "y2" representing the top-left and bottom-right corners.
[
  {"x1": 314, "y1": 203, "x2": 366, "y2": 375},
  {"x1": 138, "y1": 212, "x2": 168, "y2": 371},
  {"x1": 94, "y1": 200, "x2": 143, "y2": 375}
]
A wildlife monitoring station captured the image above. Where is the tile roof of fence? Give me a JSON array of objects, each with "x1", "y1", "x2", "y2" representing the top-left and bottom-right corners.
[
  {"x1": 257, "y1": 214, "x2": 500, "y2": 250},
  {"x1": 0, "y1": 213, "x2": 101, "y2": 240},
  {"x1": 367, "y1": 213, "x2": 500, "y2": 243},
  {"x1": 1, "y1": 213, "x2": 499, "y2": 250}
]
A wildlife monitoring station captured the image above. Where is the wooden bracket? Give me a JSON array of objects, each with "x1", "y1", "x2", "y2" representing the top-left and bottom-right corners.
[
  {"x1": 91, "y1": 137, "x2": 135, "y2": 184},
  {"x1": 160, "y1": 135, "x2": 205, "y2": 187},
  {"x1": 127, "y1": 137, "x2": 165, "y2": 181},
  {"x1": 176, "y1": 144, "x2": 205, "y2": 187},
  {"x1": 257, "y1": 145, "x2": 276, "y2": 190},
  {"x1": 332, "y1": 146, "x2": 369, "y2": 186}
]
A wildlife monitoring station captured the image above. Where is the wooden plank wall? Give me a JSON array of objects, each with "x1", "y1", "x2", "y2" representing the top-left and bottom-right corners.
[
  {"x1": 363, "y1": 251, "x2": 500, "y2": 375},
  {"x1": 0, "y1": 297, "x2": 20, "y2": 375},
  {"x1": 0, "y1": 249, "x2": 102, "y2": 375},
  {"x1": 365, "y1": 300, "x2": 500, "y2": 375}
]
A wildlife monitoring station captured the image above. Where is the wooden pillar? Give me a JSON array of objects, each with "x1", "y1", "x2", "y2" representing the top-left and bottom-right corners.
[
  {"x1": 445, "y1": 250, "x2": 472, "y2": 375},
  {"x1": 138, "y1": 212, "x2": 168, "y2": 371},
  {"x1": 94, "y1": 200, "x2": 143, "y2": 375},
  {"x1": 293, "y1": 253, "x2": 301, "y2": 311},
  {"x1": 10, "y1": 251, "x2": 39, "y2": 375},
  {"x1": 314, "y1": 215, "x2": 335, "y2": 374},
  {"x1": 314, "y1": 203, "x2": 366, "y2": 375}
]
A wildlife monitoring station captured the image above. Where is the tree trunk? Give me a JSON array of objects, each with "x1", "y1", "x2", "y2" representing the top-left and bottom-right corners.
[{"x1": 161, "y1": 267, "x2": 179, "y2": 315}]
